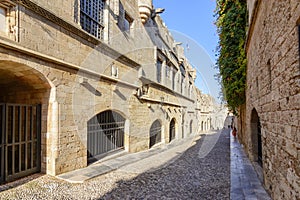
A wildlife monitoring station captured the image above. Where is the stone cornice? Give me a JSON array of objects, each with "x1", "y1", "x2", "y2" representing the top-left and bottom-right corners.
[
  {"x1": 139, "y1": 76, "x2": 195, "y2": 103},
  {"x1": 13, "y1": 0, "x2": 140, "y2": 69},
  {"x1": 138, "y1": 95, "x2": 183, "y2": 108},
  {"x1": 0, "y1": 37, "x2": 140, "y2": 89}
]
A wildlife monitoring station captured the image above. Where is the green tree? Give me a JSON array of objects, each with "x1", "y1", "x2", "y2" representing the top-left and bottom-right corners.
[{"x1": 215, "y1": 0, "x2": 247, "y2": 113}]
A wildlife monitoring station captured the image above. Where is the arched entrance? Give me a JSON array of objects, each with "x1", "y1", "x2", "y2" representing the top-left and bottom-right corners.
[
  {"x1": 169, "y1": 118, "x2": 176, "y2": 142},
  {"x1": 87, "y1": 110, "x2": 125, "y2": 163},
  {"x1": 201, "y1": 121, "x2": 204, "y2": 131},
  {"x1": 149, "y1": 120, "x2": 162, "y2": 148},
  {"x1": 251, "y1": 108, "x2": 262, "y2": 167},
  {"x1": 0, "y1": 61, "x2": 50, "y2": 183}
]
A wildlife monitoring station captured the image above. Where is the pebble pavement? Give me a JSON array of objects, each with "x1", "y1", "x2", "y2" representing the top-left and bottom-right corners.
[{"x1": 0, "y1": 129, "x2": 230, "y2": 200}]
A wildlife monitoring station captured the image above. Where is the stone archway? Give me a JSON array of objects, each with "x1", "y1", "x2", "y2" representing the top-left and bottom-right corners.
[
  {"x1": 0, "y1": 60, "x2": 51, "y2": 183},
  {"x1": 251, "y1": 108, "x2": 262, "y2": 167}
]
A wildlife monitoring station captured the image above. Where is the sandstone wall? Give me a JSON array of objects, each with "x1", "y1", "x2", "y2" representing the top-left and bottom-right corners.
[
  {"x1": 245, "y1": 0, "x2": 300, "y2": 199},
  {"x1": 0, "y1": 0, "x2": 201, "y2": 177}
]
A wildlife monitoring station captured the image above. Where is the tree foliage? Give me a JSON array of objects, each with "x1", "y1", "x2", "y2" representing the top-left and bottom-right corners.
[{"x1": 215, "y1": 0, "x2": 247, "y2": 113}]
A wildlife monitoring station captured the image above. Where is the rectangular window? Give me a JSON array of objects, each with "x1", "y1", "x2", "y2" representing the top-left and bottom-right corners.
[
  {"x1": 180, "y1": 65, "x2": 186, "y2": 77},
  {"x1": 124, "y1": 13, "x2": 133, "y2": 33},
  {"x1": 80, "y1": 0, "x2": 105, "y2": 39},
  {"x1": 189, "y1": 83, "x2": 192, "y2": 97},
  {"x1": 172, "y1": 68, "x2": 177, "y2": 90},
  {"x1": 0, "y1": 7, "x2": 6, "y2": 32},
  {"x1": 118, "y1": 2, "x2": 133, "y2": 33},
  {"x1": 157, "y1": 59, "x2": 162, "y2": 83},
  {"x1": 181, "y1": 76, "x2": 185, "y2": 94},
  {"x1": 166, "y1": 65, "x2": 170, "y2": 79}
]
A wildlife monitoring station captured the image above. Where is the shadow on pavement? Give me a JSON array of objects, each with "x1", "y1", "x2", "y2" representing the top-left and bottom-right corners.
[{"x1": 98, "y1": 129, "x2": 231, "y2": 200}]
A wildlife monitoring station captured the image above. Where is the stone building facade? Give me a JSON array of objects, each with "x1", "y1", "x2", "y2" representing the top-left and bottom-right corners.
[
  {"x1": 239, "y1": 0, "x2": 300, "y2": 199},
  {"x1": 0, "y1": 0, "x2": 209, "y2": 183},
  {"x1": 195, "y1": 88, "x2": 227, "y2": 132}
]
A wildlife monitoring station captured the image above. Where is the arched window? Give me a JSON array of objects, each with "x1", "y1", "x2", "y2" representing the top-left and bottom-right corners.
[{"x1": 87, "y1": 110, "x2": 125, "y2": 162}]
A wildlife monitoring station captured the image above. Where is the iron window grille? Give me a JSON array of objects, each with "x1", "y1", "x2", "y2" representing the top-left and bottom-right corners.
[{"x1": 80, "y1": 0, "x2": 105, "y2": 39}]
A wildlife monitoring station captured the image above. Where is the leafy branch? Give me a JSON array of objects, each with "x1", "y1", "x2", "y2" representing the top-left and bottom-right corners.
[{"x1": 215, "y1": 0, "x2": 247, "y2": 113}]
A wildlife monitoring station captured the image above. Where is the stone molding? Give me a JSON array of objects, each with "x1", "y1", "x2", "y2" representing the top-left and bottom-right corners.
[{"x1": 0, "y1": 36, "x2": 140, "y2": 89}]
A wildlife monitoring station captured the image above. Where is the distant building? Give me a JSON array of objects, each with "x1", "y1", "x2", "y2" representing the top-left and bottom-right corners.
[
  {"x1": 0, "y1": 0, "x2": 216, "y2": 183},
  {"x1": 238, "y1": 0, "x2": 300, "y2": 199},
  {"x1": 195, "y1": 88, "x2": 227, "y2": 132}
]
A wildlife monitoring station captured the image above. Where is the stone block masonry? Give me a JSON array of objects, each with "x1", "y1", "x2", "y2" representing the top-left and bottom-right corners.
[
  {"x1": 244, "y1": 0, "x2": 300, "y2": 199},
  {"x1": 0, "y1": 0, "x2": 224, "y2": 184}
]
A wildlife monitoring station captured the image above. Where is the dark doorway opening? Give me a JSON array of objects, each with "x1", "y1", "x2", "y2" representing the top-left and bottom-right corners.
[
  {"x1": 149, "y1": 120, "x2": 161, "y2": 148},
  {"x1": 251, "y1": 108, "x2": 263, "y2": 167}
]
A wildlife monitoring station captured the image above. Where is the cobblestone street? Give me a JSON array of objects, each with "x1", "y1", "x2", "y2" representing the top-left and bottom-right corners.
[
  {"x1": 0, "y1": 129, "x2": 230, "y2": 200},
  {"x1": 102, "y1": 130, "x2": 230, "y2": 200}
]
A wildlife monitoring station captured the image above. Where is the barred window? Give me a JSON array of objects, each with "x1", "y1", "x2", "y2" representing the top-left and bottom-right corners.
[{"x1": 80, "y1": 0, "x2": 105, "y2": 39}]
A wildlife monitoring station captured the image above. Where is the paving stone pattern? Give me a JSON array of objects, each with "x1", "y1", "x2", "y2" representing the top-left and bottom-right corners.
[
  {"x1": 0, "y1": 130, "x2": 230, "y2": 199},
  {"x1": 101, "y1": 130, "x2": 231, "y2": 200},
  {"x1": 231, "y1": 136, "x2": 271, "y2": 200}
]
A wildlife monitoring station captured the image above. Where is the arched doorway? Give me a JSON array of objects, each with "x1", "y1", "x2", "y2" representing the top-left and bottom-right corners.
[
  {"x1": 251, "y1": 108, "x2": 262, "y2": 167},
  {"x1": 169, "y1": 118, "x2": 176, "y2": 142},
  {"x1": 0, "y1": 61, "x2": 51, "y2": 183},
  {"x1": 189, "y1": 120, "x2": 193, "y2": 134},
  {"x1": 149, "y1": 120, "x2": 162, "y2": 148},
  {"x1": 87, "y1": 110, "x2": 125, "y2": 163},
  {"x1": 201, "y1": 121, "x2": 204, "y2": 131}
]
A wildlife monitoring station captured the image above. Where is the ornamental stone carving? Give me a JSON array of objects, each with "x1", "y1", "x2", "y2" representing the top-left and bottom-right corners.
[{"x1": 138, "y1": 0, "x2": 152, "y2": 24}]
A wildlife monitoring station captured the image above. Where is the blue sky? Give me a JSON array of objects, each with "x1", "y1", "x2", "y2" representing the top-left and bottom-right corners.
[{"x1": 153, "y1": 0, "x2": 221, "y2": 102}]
